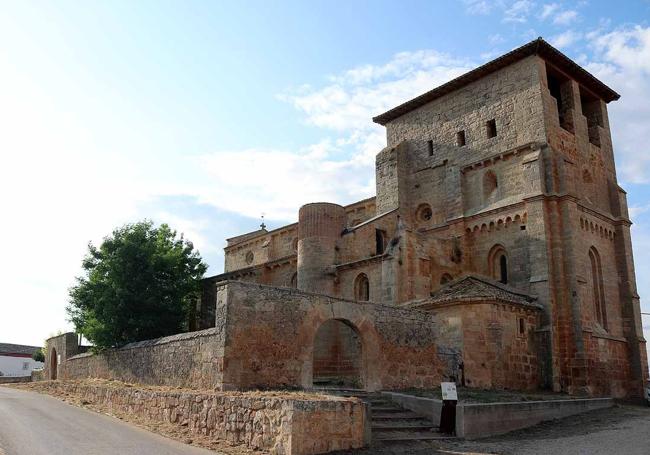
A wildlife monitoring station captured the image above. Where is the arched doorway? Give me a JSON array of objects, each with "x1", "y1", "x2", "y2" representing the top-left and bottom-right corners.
[
  {"x1": 312, "y1": 319, "x2": 363, "y2": 389},
  {"x1": 50, "y1": 348, "x2": 58, "y2": 380}
]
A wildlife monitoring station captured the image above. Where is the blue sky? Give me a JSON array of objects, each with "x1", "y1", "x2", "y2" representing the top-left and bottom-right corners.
[{"x1": 1, "y1": 0, "x2": 650, "y2": 350}]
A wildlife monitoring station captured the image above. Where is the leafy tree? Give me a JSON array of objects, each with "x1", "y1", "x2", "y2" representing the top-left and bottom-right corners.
[
  {"x1": 32, "y1": 348, "x2": 45, "y2": 363},
  {"x1": 67, "y1": 220, "x2": 207, "y2": 350}
]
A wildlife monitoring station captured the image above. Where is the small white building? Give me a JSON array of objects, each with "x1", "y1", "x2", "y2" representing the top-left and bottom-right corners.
[{"x1": 0, "y1": 343, "x2": 44, "y2": 377}]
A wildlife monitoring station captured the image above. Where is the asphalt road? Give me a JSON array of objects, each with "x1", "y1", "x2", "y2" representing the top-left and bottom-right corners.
[{"x1": 0, "y1": 386, "x2": 216, "y2": 455}]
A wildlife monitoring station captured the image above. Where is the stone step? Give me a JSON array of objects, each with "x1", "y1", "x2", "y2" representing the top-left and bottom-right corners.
[
  {"x1": 372, "y1": 423, "x2": 437, "y2": 431},
  {"x1": 372, "y1": 412, "x2": 424, "y2": 420},
  {"x1": 371, "y1": 417, "x2": 434, "y2": 426},
  {"x1": 371, "y1": 406, "x2": 404, "y2": 413},
  {"x1": 373, "y1": 430, "x2": 456, "y2": 442}
]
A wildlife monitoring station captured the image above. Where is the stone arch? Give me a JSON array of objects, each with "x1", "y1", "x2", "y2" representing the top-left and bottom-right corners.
[
  {"x1": 49, "y1": 347, "x2": 58, "y2": 380},
  {"x1": 354, "y1": 273, "x2": 370, "y2": 301},
  {"x1": 488, "y1": 244, "x2": 508, "y2": 284},
  {"x1": 312, "y1": 319, "x2": 363, "y2": 388}
]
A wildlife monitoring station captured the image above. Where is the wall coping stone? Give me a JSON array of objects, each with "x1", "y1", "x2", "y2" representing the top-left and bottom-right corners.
[{"x1": 67, "y1": 327, "x2": 222, "y2": 360}]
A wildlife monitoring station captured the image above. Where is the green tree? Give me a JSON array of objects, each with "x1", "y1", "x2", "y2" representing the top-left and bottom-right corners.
[
  {"x1": 67, "y1": 220, "x2": 207, "y2": 350},
  {"x1": 32, "y1": 348, "x2": 45, "y2": 363}
]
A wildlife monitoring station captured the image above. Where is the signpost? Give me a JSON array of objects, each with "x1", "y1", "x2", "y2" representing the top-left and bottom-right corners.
[{"x1": 439, "y1": 382, "x2": 458, "y2": 434}]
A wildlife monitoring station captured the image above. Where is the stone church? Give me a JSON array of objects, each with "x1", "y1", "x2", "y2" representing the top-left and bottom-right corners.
[
  {"x1": 46, "y1": 38, "x2": 647, "y2": 402},
  {"x1": 199, "y1": 38, "x2": 648, "y2": 399}
]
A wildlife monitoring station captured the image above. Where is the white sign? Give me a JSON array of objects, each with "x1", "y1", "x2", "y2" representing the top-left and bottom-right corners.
[{"x1": 441, "y1": 382, "x2": 458, "y2": 401}]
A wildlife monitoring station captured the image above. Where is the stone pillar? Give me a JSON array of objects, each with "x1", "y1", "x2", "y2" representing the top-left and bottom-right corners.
[{"x1": 297, "y1": 203, "x2": 346, "y2": 296}]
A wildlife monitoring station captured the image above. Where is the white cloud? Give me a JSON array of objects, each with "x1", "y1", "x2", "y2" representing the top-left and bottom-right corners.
[
  {"x1": 489, "y1": 33, "x2": 506, "y2": 45},
  {"x1": 280, "y1": 50, "x2": 471, "y2": 132},
  {"x1": 197, "y1": 50, "x2": 473, "y2": 221},
  {"x1": 540, "y1": 3, "x2": 559, "y2": 19},
  {"x1": 586, "y1": 26, "x2": 650, "y2": 183},
  {"x1": 193, "y1": 140, "x2": 376, "y2": 221},
  {"x1": 462, "y1": 0, "x2": 496, "y2": 15},
  {"x1": 539, "y1": 3, "x2": 579, "y2": 25},
  {"x1": 550, "y1": 30, "x2": 581, "y2": 48},
  {"x1": 629, "y1": 205, "x2": 650, "y2": 220},
  {"x1": 553, "y1": 9, "x2": 578, "y2": 25},
  {"x1": 503, "y1": 0, "x2": 535, "y2": 23}
]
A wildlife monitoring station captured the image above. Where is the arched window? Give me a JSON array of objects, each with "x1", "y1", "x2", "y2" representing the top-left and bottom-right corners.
[
  {"x1": 483, "y1": 170, "x2": 498, "y2": 200},
  {"x1": 589, "y1": 247, "x2": 608, "y2": 329},
  {"x1": 354, "y1": 273, "x2": 370, "y2": 301},
  {"x1": 440, "y1": 273, "x2": 453, "y2": 285},
  {"x1": 488, "y1": 244, "x2": 508, "y2": 284}
]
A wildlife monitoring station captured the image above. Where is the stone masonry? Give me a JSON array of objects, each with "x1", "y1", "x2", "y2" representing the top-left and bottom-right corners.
[
  {"x1": 33, "y1": 380, "x2": 367, "y2": 455},
  {"x1": 200, "y1": 38, "x2": 648, "y2": 399}
]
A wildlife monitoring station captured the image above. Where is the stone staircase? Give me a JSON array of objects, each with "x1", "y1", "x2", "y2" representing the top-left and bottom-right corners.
[{"x1": 316, "y1": 388, "x2": 454, "y2": 444}]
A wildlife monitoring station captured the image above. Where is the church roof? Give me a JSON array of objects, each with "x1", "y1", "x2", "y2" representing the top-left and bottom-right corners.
[
  {"x1": 415, "y1": 274, "x2": 540, "y2": 309},
  {"x1": 373, "y1": 37, "x2": 620, "y2": 126}
]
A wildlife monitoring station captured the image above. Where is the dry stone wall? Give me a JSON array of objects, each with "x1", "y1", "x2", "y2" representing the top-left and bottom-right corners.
[
  {"x1": 37, "y1": 380, "x2": 366, "y2": 455},
  {"x1": 63, "y1": 328, "x2": 225, "y2": 389}
]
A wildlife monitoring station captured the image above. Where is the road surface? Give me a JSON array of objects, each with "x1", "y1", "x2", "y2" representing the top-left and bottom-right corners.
[{"x1": 0, "y1": 386, "x2": 216, "y2": 455}]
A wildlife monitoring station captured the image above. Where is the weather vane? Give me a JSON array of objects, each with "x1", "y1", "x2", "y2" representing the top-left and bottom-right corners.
[{"x1": 260, "y1": 213, "x2": 266, "y2": 230}]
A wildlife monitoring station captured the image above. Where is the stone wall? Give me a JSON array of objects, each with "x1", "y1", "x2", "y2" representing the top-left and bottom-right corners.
[
  {"x1": 434, "y1": 301, "x2": 540, "y2": 390},
  {"x1": 50, "y1": 280, "x2": 450, "y2": 392},
  {"x1": 37, "y1": 380, "x2": 367, "y2": 455},
  {"x1": 0, "y1": 375, "x2": 31, "y2": 384},
  {"x1": 217, "y1": 280, "x2": 447, "y2": 391},
  {"x1": 45, "y1": 332, "x2": 81, "y2": 380},
  {"x1": 62, "y1": 328, "x2": 225, "y2": 389}
]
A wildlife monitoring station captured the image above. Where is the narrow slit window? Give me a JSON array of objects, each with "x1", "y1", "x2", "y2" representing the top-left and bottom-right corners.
[
  {"x1": 486, "y1": 119, "x2": 497, "y2": 138},
  {"x1": 375, "y1": 229, "x2": 386, "y2": 255},
  {"x1": 518, "y1": 317, "x2": 525, "y2": 335},
  {"x1": 499, "y1": 254, "x2": 508, "y2": 284},
  {"x1": 427, "y1": 140, "x2": 434, "y2": 156},
  {"x1": 456, "y1": 130, "x2": 466, "y2": 146}
]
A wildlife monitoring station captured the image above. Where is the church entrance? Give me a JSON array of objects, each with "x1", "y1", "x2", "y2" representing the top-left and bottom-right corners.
[
  {"x1": 50, "y1": 348, "x2": 58, "y2": 380},
  {"x1": 312, "y1": 319, "x2": 363, "y2": 388}
]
